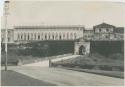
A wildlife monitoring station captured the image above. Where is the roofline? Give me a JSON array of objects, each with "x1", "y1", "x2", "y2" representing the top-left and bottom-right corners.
[{"x1": 14, "y1": 25, "x2": 85, "y2": 29}]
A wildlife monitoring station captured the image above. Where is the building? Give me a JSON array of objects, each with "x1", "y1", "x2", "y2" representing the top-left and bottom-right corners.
[
  {"x1": 93, "y1": 22, "x2": 124, "y2": 40},
  {"x1": 83, "y1": 29, "x2": 94, "y2": 41},
  {"x1": 74, "y1": 22, "x2": 124, "y2": 55},
  {"x1": 1, "y1": 29, "x2": 14, "y2": 44},
  {"x1": 1, "y1": 25, "x2": 85, "y2": 44},
  {"x1": 1, "y1": 23, "x2": 124, "y2": 55}
]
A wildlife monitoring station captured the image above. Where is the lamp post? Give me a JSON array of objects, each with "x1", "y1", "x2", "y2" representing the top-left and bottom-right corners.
[{"x1": 4, "y1": 1, "x2": 9, "y2": 71}]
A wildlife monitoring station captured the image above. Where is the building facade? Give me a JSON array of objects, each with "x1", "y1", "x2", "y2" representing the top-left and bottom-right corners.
[
  {"x1": 1, "y1": 25, "x2": 85, "y2": 44},
  {"x1": 93, "y1": 22, "x2": 124, "y2": 40},
  {"x1": 1, "y1": 23, "x2": 124, "y2": 55}
]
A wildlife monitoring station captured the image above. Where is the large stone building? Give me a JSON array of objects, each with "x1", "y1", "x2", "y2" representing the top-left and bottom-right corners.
[
  {"x1": 1, "y1": 25, "x2": 84, "y2": 44},
  {"x1": 1, "y1": 23, "x2": 124, "y2": 55}
]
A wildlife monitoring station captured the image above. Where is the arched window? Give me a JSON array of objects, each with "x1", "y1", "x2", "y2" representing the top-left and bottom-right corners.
[
  {"x1": 70, "y1": 33, "x2": 73, "y2": 40},
  {"x1": 38, "y1": 34, "x2": 40, "y2": 40},
  {"x1": 17, "y1": 33, "x2": 20, "y2": 40},
  {"x1": 63, "y1": 33, "x2": 65, "y2": 40},
  {"x1": 59, "y1": 33, "x2": 62, "y2": 40},
  {"x1": 45, "y1": 33, "x2": 47, "y2": 40},
  {"x1": 74, "y1": 33, "x2": 77, "y2": 39},
  {"x1": 41, "y1": 33, "x2": 43, "y2": 40},
  {"x1": 55, "y1": 33, "x2": 58, "y2": 40},
  {"x1": 24, "y1": 33, "x2": 26, "y2": 40},
  {"x1": 27, "y1": 33, "x2": 30, "y2": 40},
  {"x1": 34, "y1": 33, "x2": 36, "y2": 40},
  {"x1": 48, "y1": 32, "x2": 50, "y2": 40},
  {"x1": 21, "y1": 33, "x2": 23, "y2": 40},
  {"x1": 67, "y1": 33, "x2": 69, "y2": 40},
  {"x1": 31, "y1": 33, "x2": 33, "y2": 40},
  {"x1": 59, "y1": 35, "x2": 61, "y2": 40},
  {"x1": 52, "y1": 32, "x2": 54, "y2": 40}
]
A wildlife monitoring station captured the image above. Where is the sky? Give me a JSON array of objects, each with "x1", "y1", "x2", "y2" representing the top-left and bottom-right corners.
[{"x1": 1, "y1": 0, "x2": 125, "y2": 29}]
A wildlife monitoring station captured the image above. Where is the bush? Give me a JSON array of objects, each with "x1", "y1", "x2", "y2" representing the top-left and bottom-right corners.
[{"x1": 108, "y1": 53, "x2": 124, "y2": 60}]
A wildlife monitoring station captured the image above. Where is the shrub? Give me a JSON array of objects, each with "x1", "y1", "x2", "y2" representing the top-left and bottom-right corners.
[{"x1": 109, "y1": 53, "x2": 124, "y2": 60}]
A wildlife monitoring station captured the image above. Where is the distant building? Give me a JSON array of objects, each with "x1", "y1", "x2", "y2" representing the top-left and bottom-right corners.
[
  {"x1": 1, "y1": 29, "x2": 14, "y2": 44},
  {"x1": 93, "y1": 22, "x2": 124, "y2": 40},
  {"x1": 1, "y1": 23, "x2": 124, "y2": 55},
  {"x1": 83, "y1": 29, "x2": 94, "y2": 41},
  {"x1": 74, "y1": 22, "x2": 124, "y2": 55}
]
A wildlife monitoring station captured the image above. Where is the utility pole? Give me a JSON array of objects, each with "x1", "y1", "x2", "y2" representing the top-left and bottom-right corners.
[{"x1": 4, "y1": 1, "x2": 9, "y2": 71}]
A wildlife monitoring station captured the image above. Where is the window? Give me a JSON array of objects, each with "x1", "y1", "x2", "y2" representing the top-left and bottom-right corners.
[
  {"x1": 27, "y1": 34, "x2": 30, "y2": 40},
  {"x1": 59, "y1": 33, "x2": 62, "y2": 40},
  {"x1": 38, "y1": 33, "x2": 40, "y2": 40},
  {"x1": 34, "y1": 33, "x2": 36, "y2": 40},
  {"x1": 99, "y1": 28, "x2": 101, "y2": 32},
  {"x1": 17, "y1": 34, "x2": 20, "y2": 40},
  {"x1": 45, "y1": 34, "x2": 47, "y2": 40},
  {"x1": 24, "y1": 33, "x2": 26, "y2": 40},
  {"x1": 48, "y1": 33, "x2": 50, "y2": 40},
  {"x1": 52, "y1": 35, "x2": 54, "y2": 40},
  {"x1": 63, "y1": 33, "x2": 65, "y2": 39},
  {"x1": 106, "y1": 28, "x2": 109, "y2": 32},
  {"x1": 105, "y1": 35, "x2": 108, "y2": 38},
  {"x1": 8, "y1": 38, "x2": 10, "y2": 42},
  {"x1": 2, "y1": 38, "x2": 4, "y2": 42},
  {"x1": 95, "y1": 28, "x2": 99, "y2": 33},
  {"x1": 59, "y1": 35, "x2": 61, "y2": 40},
  {"x1": 55, "y1": 33, "x2": 58, "y2": 40},
  {"x1": 31, "y1": 33, "x2": 33, "y2": 40},
  {"x1": 70, "y1": 33, "x2": 73, "y2": 39},
  {"x1": 67, "y1": 33, "x2": 69, "y2": 40},
  {"x1": 8, "y1": 31, "x2": 10, "y2": 35},
  {"x1": 74, "y1": 33, "x2": 77, "y2": 39},
  {"x1": 21, "y1": 34, "x2": 23, "y2": 40}
]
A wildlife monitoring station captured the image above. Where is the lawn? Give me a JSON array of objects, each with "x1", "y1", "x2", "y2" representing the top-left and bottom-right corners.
[{"x1": 52, "y1": 53, "x2": 124, "y2": 78}]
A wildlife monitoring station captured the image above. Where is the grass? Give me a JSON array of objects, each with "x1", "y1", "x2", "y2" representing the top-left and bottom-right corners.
[
  {"x1": 52, "y1": 53, "x2": 124, "y2": 78},
  {"x1": 54, "y1": 53, "x2": 124, "y2": 68}
]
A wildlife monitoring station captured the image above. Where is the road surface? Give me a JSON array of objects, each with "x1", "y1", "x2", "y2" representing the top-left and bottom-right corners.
[
  {"x1": 1, "y1": 70, "x2": 56, "y2": 86},
  {"x1": 9, "y1": 66, "x2": 124, "y2": 86}
]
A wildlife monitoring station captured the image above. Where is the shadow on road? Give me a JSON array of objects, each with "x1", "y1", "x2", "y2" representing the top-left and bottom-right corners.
[{"x1": 1, "y1": 70, "x2": 56, "y2": 86}]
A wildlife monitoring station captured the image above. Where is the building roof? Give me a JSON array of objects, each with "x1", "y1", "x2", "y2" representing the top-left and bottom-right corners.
[
  {"x1": 14, "y1": 25, "x2": 85, "y2": 29},
  {"x1": 93, "y1": 22, "x2": 115, "y2": 28}
]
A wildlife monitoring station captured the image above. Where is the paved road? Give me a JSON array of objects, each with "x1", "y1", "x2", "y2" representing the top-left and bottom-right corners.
[
  {"x1": 1, "y1": 70, "x2": 56, "y2": 86},
  {"x1": 10, "y1": 66, "x2": 124, "y2": 86}
]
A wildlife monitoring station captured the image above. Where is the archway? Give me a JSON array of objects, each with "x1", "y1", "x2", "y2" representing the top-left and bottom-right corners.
[{"x1": 79, "y1": 45, "x2": 86, "y2": 55}]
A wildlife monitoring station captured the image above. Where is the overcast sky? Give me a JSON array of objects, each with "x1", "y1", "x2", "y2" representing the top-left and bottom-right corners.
[{"x1": 1, "y1": 1, "x2": 125, "y2": 29}]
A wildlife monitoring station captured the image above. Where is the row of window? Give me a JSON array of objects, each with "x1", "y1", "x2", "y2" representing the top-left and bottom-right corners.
[
  {"x1": 95, "y1": 28, "x2": 114, "y2": 33},
  {"x1": 94, "y1": 34, "x2": 124, "y2": 40},
  {"x1": 17, "y1": 32, "x2": 77, "y2": 40}
]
